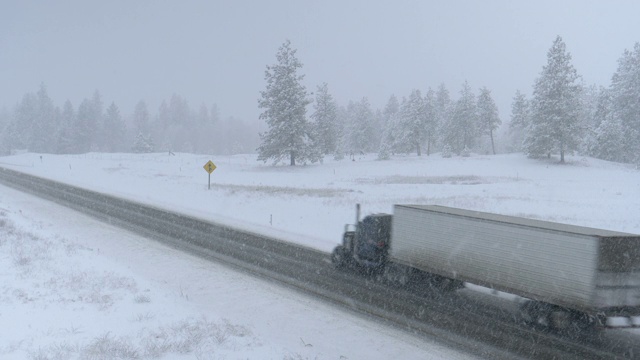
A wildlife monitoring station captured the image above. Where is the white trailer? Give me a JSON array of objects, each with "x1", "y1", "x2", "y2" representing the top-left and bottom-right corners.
[{"x1": 391, "y1": 205, "x2": 640, "y2": 328}]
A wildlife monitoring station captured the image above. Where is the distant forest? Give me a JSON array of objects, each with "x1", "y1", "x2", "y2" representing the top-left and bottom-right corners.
[
  {"x1": 2, "y1": 37, "x2": 640, "y2": 167},
  {"x1": 0, "y1": 90, "x2": 260, "y2": 156}
]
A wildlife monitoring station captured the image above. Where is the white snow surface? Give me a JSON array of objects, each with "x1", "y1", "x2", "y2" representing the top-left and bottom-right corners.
[{"x1": 1, "y1": 152, "x2": 639, "y2": 359}]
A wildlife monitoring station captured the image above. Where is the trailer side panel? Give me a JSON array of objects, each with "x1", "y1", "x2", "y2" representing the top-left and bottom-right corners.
[{"x1": 390, "y1": 205, "x2": 600, "y2": 309}]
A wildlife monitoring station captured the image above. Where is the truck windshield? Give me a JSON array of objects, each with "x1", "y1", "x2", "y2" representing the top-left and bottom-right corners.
[{"x1": 362, "y1": 215, "x2": 392, "y2": 244}]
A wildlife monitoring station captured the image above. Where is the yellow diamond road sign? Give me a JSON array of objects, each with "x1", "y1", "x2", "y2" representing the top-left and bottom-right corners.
[{"x1": 203, "y1": 160, "x2": 217, "y2": 174}]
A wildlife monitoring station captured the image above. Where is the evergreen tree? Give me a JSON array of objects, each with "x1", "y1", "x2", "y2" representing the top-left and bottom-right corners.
[
  {"x1": 133, "y1": 100, "x2": 150, "y2": 135},
  {"x1": 73, "y1": 99, "x2": 94, "y2": 153},
  {"x1": 257, "y1": 40, "x2": 318, "y2": 165},
  {"x1": 131, "y1": 100, "x2": 155, "y2": 153},
  {"x1": 210, "y1": 104, "x2": 220, "y2": 125},
  {"x1": 197, "y1": 103, "x2": 210, "y2": 125},
  {"x1": 102, "y1": 102, "x2": 126, "y2": 152},
  {"x1": 169, "y1": 94, "x2": 190, "y2": 126},
  {"x1": 434, "y1": 84, "x2": 453, "y2": 153},
  {"x1": 526, "y1": 36, "x2": 582, "y2": 163},
  {"x1": 370, "y1": 106, "x2": 385, "y2": 152},
  {"x1": 57, "y1": 100, "x2": 76, "y2": 154},
  {"x1": 12, "y1": 92, "x2": 38, "y2": 151},
  {"x1": 423, "y1": 88, "x2": 438, "y2": 156},
  {"x1": 396, "y1": 89, "x2": 427, "y2": 155},
  {"x1": 591, "y1": 117, "x2": 624, "y2": 162},
  {"x1": 157, "y1": 100, "x2": 170, "y2": 129},
  {"x1": 584, "y1": 87, "x2": 622, "y2": 161},
  {"x1": 9, "y1": 83, "x2": 57, "y2": 153},
  {"x1": 509, "y1": 90, "x2": 530, "y2": 151},
  {"x1": 345, "y1": 97, "x2": 376, "y2": 156},
  {"x1": 311, "y1": 83, "x2": 339, "y2": 156},
  {"x1": 378, "y1": 95, "x2": 400, "y2": 160},
  {"x1": 447, "y1": 81, "x2": 477, "y2": 155},
  {"x1": 0, "y1": 108, "x2": 10, "y2": 155},
  {"x1": 476, "y1": 87, "x2": 501, "y2": 154},
  {"x1": 133, "y1": 132, "x2": 155, "y2": 153},
  {"x1": 192, "y1": 103, "x2": 212, "y2": 152},
  {"x1": 168, "y1": 94, "x2": 193, "y2": 151},
  {"x1": 31, "y1": 83, "x2": 57, "y2": 153},
  {"x1": 609, "y1": 43, "x2": 640, "y2": 164},
  {"x1": 69, "y1": 90, "x2": 103, "y2": 153},
  {"x1": 90, "y1": 90, "x2": 103, "y2": 150}
]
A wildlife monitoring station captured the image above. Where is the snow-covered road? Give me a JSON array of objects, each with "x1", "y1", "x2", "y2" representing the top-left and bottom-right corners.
[{"x1": 0, "y1": 183, "x2": 475, "y2": 359}]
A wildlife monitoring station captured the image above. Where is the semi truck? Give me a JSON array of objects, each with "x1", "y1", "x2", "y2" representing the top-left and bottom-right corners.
[{"x1": 331, "y1": 204, "x2": 640, "y2": 330}]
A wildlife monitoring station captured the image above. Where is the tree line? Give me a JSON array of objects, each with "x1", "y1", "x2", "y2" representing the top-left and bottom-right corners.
[
  {"x1": 256, "y1": 40, "x2": 501, "y2": 166},
  {"x1": 0, "y1": 88, "x2": 260, "y2": 156},
  {"x1": 3, "y1": 36, "x2": 639, "y2": 167},
  {"x1": 258, "y1": 37, "x2": 640, "y2": 166}
]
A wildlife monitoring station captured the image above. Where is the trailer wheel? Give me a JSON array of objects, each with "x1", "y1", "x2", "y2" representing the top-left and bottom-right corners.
[
  {"x1": 331, "y1": 246, "x2": 348, "y2": 268},
  {"x1": 573, "y1": 312, "x2": 599, "y2": 331},
  {"x1": 549, "y1": 308, "x2": 572, "y2": 331}
]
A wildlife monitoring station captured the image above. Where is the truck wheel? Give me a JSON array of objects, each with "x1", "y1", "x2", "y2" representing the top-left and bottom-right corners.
[
  {"x1": 518, "y1": 301, "x2": 535, "y2": 325},
  {"x1": 384, "y1": 263, "x2": 412, "y2": 286},
  {"x1": 331, "y1": 246, "x2": 348, "y2": 268}
]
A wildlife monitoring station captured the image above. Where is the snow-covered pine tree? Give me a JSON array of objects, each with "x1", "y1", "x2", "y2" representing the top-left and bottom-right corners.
[
  {"x1": 90, "y1": 91, "x2": 103, "y2": 151},
  {"x1": 448, "y1": 81, "x2": 477, "y2": 155},
  {"x1": 131, "y1": 100, "x2": 157, "y2": 152},
  {"x1": 396, "y1": 89, "x2": 427, "y2": 156},
  {"x1": 441, "y1": 144, "x2": 453, "y2": 158},
  {"x1": 344, "y1": 97, "x2": 376, "y2": 157},
  {"x1": 0, "y1": 108, "x2": 10, "y2": 155},
  {"x1": 56, "y1": 100, "x2": 76, "y2": 154},
  {"x1": 378, "y1": 95, "x2": 400, "y2": 160},
  {"x1": 102, "y1": 102, "x2": 126, "y2": 152},
  {"x1": 575, "y1": 84, "x2": 601, "y2": 156},
  {"x1": 157, "y1": 100, "x2": 170, "y2": 129},
  {"x1": 31, "y1": 83, "x2": 57, "y2": 153},
  {"x1": 12, "y1": 92, "x2": 37, "y2": 151},
  {"x1": 133, "y1": 100, "x2": 150, "y2": 135},
  {"x1": 371, "y1": 107, "x2": 386, "y2": 154},
  {"x1": 257, "y1": 40, "x2": 318, "y2": 166},
  {"x1": 9, "y1": 83, "x2": 57, "y2": 154},
  {"x1": 165, "y1": 94, "x2": 193, "y2": 152},
  {"x1": 423, "y1": 88, "x2": 437, "y2": 156},
  {"x1": 526, "y1": 36, "x2": 582, "y2": 163},
  {"x1": 133, "y1": 132, "x2": 155, "y2": 153},
  {"x1": 509, "y1": 90, "x2": 530, "y2": 152},
  {"x1": 583, "y1": 87, "x2": 622, "y2": 161},
  {"x1": 435, "y1": 83, "x2": 453, "y2": 154},
  {"x1": 609, "y1": 42, "x2": 640, "y2": 164},
  {"x1": 591, "y1": 115, "x2": 624, "y2": 162},
  {"x1": 197, "y1": 103, "x2": 210, "y2": 125},
  {"x1": 73, "y1": 99, "x2": 95, "y2": 153},
  {"x1": 311, "y1": 82, "x2": 339, "y2": 156},
  {"x1": 169, "y1": 94, "x2": 190, "y2": 127},
  {"x1": 476, "y1": 87, "x2": 501, "y2": 155}
]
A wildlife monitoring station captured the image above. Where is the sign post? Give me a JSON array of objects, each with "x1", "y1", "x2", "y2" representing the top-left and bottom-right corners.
[{"x1": 202, "y1": 160, "x2": 217, "y2": 189}]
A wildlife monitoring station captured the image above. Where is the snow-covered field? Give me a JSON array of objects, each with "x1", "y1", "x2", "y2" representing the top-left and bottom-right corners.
[{"x1": 1, "y1": 151, "x2": 640, "y2": 359}]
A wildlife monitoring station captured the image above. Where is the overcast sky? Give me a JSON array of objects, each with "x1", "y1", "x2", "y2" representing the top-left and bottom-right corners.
[{"x1": 2, "y1": 0, "x2": 640, "y2": 124}]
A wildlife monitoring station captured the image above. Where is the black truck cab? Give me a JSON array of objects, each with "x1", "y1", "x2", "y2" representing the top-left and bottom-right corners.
[{"x1": 332, "y1": 213, "x2": 392, "y2": 270}]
